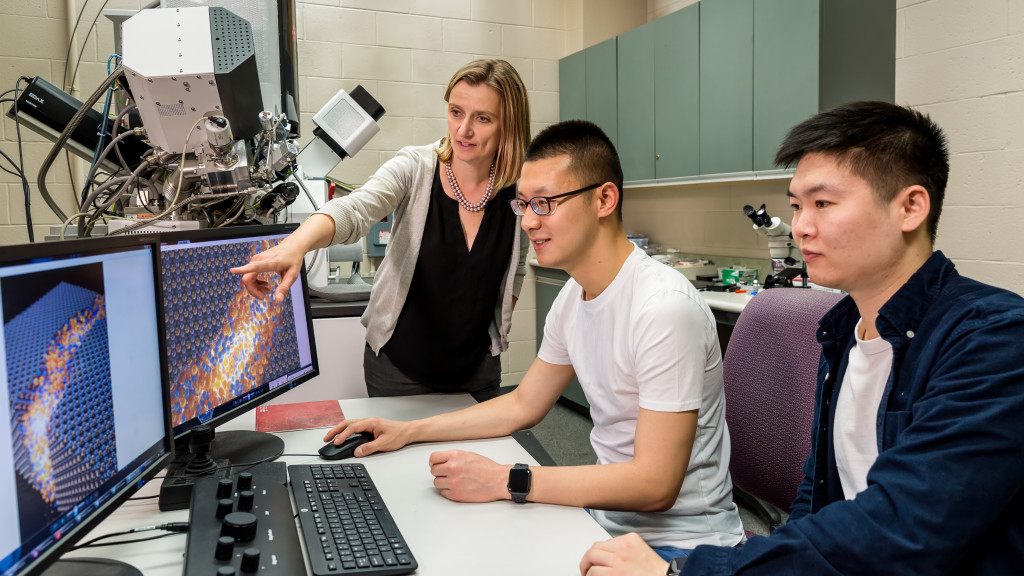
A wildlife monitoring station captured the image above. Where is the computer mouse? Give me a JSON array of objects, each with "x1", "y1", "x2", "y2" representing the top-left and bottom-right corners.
[{"x1": 319, "y1": 431, "x2": 374, "y2": 460}]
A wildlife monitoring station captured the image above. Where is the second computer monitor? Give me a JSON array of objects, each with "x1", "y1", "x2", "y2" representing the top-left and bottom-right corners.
[
  {"x1": 158, "y1": 224, "x2": 318, "y2": 461},
  {"x1": 0, "y1": 235, "x2": 173, "y2": 576}
]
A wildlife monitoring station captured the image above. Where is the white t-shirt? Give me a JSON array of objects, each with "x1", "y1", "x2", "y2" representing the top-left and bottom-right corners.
[
  {"x1": 834, "y1": 320, "x2": 893, "y2": 499},
  {"x1": 537, "y1": 246, "x2": 743, "y2": 548}
]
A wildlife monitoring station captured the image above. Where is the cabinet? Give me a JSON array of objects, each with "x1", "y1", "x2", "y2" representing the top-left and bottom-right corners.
[
  {"x1": 586, "y1": 37, "x2": 618, "y2": 147},
  {"x1": 559, "y1": 0, "x2": 894, "y2": 183},
  {"x1": 616, "y1": 21, "x2": 655, "y2": 181},
  {"x1": 559, "y1": 37, "x2": 618, "y2": 148},
  {"x1": 561, "y1": 37, "x2": 614, "y2": 146},
  {"x1": 558, "y1": 50, "x2": 586, "y2": 124},
  {"x1": 616, "y1": 5, "x2": 701, "y2": 182},
  {"x1": 753, "y1": 0, "x2": 819, "y2": 171},
  {"x1": 700, "y1": 0, "x2": 754, "y2": 175},
  {"x1": 653, "y1": 5, "x2": 700, "y2": 180},
  {"x1": 535, "y1": 268, "x2": 589, "y2": 413},
  {"x1": 752, "y1": 0, "x2": 896, "y2": 170}
]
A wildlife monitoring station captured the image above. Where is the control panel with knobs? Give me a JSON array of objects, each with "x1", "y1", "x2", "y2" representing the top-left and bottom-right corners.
[{"x1": 184, "y1": 468, "x2": 305, "y2": 575}]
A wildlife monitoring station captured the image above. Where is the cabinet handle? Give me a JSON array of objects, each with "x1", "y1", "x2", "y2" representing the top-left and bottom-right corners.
[{"x1": 656, "y1": 154, "x2": 660, "y2": 160}]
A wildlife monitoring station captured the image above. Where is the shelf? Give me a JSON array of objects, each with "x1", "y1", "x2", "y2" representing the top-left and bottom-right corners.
[{"x1": 623, "y1": 168, "x2": 794, "y2": 190}]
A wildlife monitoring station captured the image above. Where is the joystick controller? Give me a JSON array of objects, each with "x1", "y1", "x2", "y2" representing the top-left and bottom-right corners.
[{"x1": 159, "y1": 425, "x2": 231, "y2": 511}]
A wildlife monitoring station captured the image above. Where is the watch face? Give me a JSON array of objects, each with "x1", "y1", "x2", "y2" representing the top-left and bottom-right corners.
[{"x1": 508, "y1": 467, "x2": 530, "y2": 493}]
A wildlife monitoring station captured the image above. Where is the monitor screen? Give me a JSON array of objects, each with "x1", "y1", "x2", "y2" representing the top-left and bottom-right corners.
[
  {"x1": 157, "y1": 224, "x2": 317, "y2": 441},
  {"x1": 0, "y1": 236, "x2": 173, "y2": 576}
]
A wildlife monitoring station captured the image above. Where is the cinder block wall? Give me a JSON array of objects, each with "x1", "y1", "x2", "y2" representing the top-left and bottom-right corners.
[{"x1": 896, "y1": 0, "x2": 1024, "y2": 294}]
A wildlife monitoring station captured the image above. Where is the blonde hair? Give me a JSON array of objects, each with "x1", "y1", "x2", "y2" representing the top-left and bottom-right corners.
[{"x1": 435, "y1": 59, "x2": 531, "y2": 191}]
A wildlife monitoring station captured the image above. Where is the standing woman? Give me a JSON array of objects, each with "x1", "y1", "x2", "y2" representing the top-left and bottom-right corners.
[{"x1": 232, "y1": 59, "x2": 531, "y2": 402}]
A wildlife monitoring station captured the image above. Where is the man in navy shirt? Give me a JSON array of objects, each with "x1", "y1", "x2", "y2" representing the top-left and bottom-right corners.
[{"x1": 580, "y1": 101, "x2": 1024, "y2": 575}]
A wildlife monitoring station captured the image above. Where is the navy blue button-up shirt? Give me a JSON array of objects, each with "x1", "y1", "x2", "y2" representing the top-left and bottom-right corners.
[{"x1": 684, "y1": 251, "x2": 1024, "y2": 575}]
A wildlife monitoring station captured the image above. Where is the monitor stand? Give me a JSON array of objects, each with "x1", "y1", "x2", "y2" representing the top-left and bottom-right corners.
[
  {"x1": 208, "y1": 430, "x2": 285, "y2": 464},
  {"x1": 43, "y1": 558, "x2": 142, "y2": 576}
]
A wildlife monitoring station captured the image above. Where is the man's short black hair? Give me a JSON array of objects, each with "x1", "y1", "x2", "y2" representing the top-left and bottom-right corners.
[
  {"x1": 525, "y1": 120, "x2": 625, "y2": 219},
  {"x1": 775, "y1": 101, "x2": 950, "y2": 244}
]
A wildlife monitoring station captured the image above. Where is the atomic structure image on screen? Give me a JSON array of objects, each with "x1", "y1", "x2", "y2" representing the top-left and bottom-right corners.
[
  {"x1": 162, "y1": 239, "x2": 301, "y2": 428},
  {"x1": 3, "y1": 263, "x2": 117, "y2": 539}
]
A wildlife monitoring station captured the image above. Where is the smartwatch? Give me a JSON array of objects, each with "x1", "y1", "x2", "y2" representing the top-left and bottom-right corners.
[
  {"x1": 666, "y1": 556, "x2": 687, "y2": 575},
  {"x1": 507, "y1": 463, "x2": 531, "y2": 504}
]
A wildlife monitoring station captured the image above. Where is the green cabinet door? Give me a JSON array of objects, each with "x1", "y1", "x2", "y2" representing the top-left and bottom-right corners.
[
  {"x1": 559, "y1": 49, "x2": 587, "y2": 122},
  {"x1": 753, "y1": 0, "x2": 820, "y2": 171},
  {"x1": 654, "y1": 3, "x2": 700, "y2": 179},
  {"x1": 586, "y1": 37, "x2": 618, "y2": 148},
  {"x1": 700, "y1": 0, "x2": 753, "y2": 175},
  {"x1": 617, "y1": 22, "x2": 656, "y2": 182}
]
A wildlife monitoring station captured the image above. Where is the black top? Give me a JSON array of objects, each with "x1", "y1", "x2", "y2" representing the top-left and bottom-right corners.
[{"x1": 383, "y1": 161, "x2": 517, "y2": 386}]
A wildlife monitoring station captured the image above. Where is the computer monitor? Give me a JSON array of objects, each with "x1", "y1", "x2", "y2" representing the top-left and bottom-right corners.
[
  {"x1": 0, "y1": 236, "x2": 173, "y2": 576},
  {"x1": 157, "y1": 224, "x2": 317, "y2": 465}
]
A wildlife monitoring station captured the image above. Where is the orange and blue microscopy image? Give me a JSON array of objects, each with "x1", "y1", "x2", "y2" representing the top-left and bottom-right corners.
[
  {"x1": 3, "y1": 263, "x2": 116, "y2": 540},
  {"x1": 161, "y1": 239, "x2": 301, "y2": 428}
]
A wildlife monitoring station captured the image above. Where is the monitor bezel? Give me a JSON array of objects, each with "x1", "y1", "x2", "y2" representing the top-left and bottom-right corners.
[
  {"x1": 0, "y1": 234, "x2": 175, "y2": 576},
  {"x1": 155, "y1": 223, "x2": 320, "y2": 441}
]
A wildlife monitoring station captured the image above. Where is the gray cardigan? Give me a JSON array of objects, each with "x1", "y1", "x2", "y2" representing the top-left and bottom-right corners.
[{"x1": 314, "y1": 142, "x2": 529, "y2": 356}]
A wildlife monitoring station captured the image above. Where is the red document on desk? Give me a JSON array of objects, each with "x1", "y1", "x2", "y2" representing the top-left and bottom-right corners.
[{"x1": 255, "y1": 400, "x2": 345, "y2": 433}]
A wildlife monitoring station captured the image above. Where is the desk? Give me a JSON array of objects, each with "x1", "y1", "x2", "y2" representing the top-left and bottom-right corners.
[{"x1": 63, "y1": 395, "x2": 611, "y2": 575}]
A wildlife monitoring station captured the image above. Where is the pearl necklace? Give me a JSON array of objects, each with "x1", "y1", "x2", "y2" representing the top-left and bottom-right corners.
[{"x1": 445, "y1": 161, "x2": 495, "y2": 212}]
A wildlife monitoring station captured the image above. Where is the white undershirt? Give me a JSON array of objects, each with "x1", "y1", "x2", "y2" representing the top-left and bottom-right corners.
[{"x1": 834, "y1": 319, "x2": 893, "y2": 499}]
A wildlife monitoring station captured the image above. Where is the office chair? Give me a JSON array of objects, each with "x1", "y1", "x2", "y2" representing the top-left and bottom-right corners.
[{"x1": 723, "y1": 287, "x2": 843, "y2": 532}]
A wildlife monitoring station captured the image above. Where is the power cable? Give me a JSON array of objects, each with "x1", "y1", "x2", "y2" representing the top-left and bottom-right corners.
[
  {"x1": 36, "y1": 66, "x2": 124, "y2": 223},
  {"x1": 66, "y1": 0, "x2": 114, "y2": 95},
  {"x1": 68, "y1": 522, "x2": 189, "y2": 551},
  {"x1": 62, "y1": 0, "x2": 92, "y2": 92},
  {"x1": 63, "y1": 0, "x2": 114, "y2": 204},
  {"x1": 3, "y1": 78, "x2": 35, "y2": 241}
]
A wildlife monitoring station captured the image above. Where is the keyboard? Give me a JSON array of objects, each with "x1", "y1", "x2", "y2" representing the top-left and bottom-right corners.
[{"x1": 289, "y1": 463, "x2": 418, "y2": 575}]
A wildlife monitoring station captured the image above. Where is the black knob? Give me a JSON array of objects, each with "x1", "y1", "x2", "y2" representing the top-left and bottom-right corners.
[
  {"x1": 240, "y1": 548, "x2": 260, "y2": 572},
  {"x1": 237, "y1": 472, "x2": 253, "y2": 491},
  {"x1": 217, "y1": 478, "x2": 234, "y2": 498},
  {"x1": 215, "y1": 536, "x2": 235, "y2": 561},
  {"x1": 217, "y1": 567, "x2": 236, "y2": 576},
  {"x1": 237, "y1": 490, "x2": 254, "y2": 511},
  {"x1": 216, "y1": 498, "x2": 234, "y2": 519},
  {"x1": 221, "y1": 512, "x2": 258, "y2": 542}
]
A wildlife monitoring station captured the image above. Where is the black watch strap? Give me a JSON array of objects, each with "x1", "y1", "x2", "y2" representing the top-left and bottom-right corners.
[{"x1": 507, "y1": 463, "x2": 531, "y2": 504}]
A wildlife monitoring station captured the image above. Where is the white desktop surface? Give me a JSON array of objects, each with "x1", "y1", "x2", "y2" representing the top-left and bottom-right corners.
[
  {"x1": 63, "y1": 394, "x2": 610, "y2": 575},
  {"x1": 698, "y1": 290, "x2": 753, "y2": 313}
]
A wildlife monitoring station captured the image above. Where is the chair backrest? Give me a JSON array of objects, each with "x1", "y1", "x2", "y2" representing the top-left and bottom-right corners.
[{"x1": 723, "y1": 287, "x2": 844, "y2": 511}]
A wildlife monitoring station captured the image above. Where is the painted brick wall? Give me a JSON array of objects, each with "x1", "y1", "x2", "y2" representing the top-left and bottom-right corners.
[{"x1": 897, "y1": 0, "x2": 1024, "y2": 295}]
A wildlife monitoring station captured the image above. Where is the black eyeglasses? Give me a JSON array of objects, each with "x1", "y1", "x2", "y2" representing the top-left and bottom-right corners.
[{"x1": 510, "y1": 183, "x2": 603, "y2": 216}]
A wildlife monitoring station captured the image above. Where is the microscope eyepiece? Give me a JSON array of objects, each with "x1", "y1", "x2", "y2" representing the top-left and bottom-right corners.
[{"x1": 743, "y1": 203, "x2": 772, "y2": 228}]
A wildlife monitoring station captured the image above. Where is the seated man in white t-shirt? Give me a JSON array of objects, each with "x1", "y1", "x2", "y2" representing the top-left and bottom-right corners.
[{"x1": 323, "y1": 119, "x2": 744, "y2": 558}]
